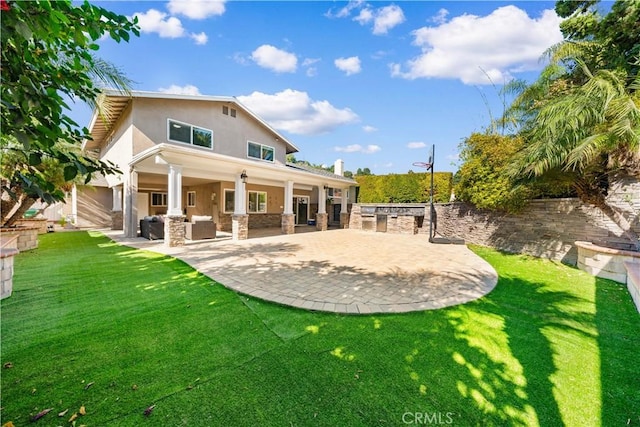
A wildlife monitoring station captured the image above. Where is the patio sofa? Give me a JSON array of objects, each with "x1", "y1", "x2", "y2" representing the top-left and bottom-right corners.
[
  {"x1": 140, "y1": 216, "x2": 165, "y2": 240},
  {"x1": 185, "y1": 215, "x2": 216, "y2": 240}
]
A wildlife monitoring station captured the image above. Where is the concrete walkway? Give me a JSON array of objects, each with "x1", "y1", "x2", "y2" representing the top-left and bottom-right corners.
[{"x1": 104, "y1": 228, "x2": 498, "y2": 314}]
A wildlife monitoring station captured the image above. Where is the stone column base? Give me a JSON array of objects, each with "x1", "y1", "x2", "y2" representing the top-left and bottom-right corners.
[
  {"x1": 232, "y1": 214, "x2": 249, "y2": 240},
  {"x1": 111, "y1": 210, "x2": 123, "y2": 230},
  {"x1": 281, "y1": 213, "x2": 295, "y2": 235},
  {"x1": 340, "y1": 212, "x2": 350, "y2": 229},
  {"x1": 164, "y1": 215, "x2": 186, "y2": 247},
  {"x1": 316, "y1": 213, "x2": 328, "y2": 231}
]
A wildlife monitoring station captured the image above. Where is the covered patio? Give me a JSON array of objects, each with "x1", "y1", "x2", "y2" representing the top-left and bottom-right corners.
[{"x1": 108, "y1": 144, "x2": 355, "y2": 246}]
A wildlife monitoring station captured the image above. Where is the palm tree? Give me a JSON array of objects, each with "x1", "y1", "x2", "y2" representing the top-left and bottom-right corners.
[{"x1": 508, "y1": 58, "x2": 640, "y2": 249}]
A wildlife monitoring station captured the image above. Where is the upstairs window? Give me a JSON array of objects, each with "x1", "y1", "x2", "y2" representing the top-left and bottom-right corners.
[
  {"x1": 247, "y1": 141, "x2": 274, "y2": 162},
  {"x1": 168, "y1": 119, "x2": 213, "y2": 149}
]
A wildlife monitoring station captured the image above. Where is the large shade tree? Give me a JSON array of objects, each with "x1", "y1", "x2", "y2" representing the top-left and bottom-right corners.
[
  {"x1": 0, "y1": 0, "x2": 139, "y2": 227},
  {"x1": 504, "y1": 0, "x2": 640, "y2": 249}
]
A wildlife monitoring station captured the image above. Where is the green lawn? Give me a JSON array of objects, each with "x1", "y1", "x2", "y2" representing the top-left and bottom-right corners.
[{"x1": 1, "y1": 231, "x2": 638, "y2": 426}]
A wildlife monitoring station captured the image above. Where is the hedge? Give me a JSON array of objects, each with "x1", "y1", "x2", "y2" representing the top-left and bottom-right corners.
[{"x1": 356, "y1": 172, "x2": 453, "y2": 204}]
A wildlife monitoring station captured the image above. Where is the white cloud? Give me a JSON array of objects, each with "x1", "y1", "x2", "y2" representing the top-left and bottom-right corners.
[
  {"x1": 325, "y1": 0, "x2": 364, "y2": 19},
  {"x1": 190, "y1": 32, "x2": 208, "y2": 45},
  {"x1": 251, "y1": 45, "x2": 297, "y2": 73},
  {"x1": 335, "y1": 144, "x2": 381, "y2": 154},
  {"x1": 237, "y1": 89, "x2": 359, "y2": 135},
  {"x1": 133, "y1": 8, "x2": 209, "y2": 44},
  {"x1": 431, "y1": 8, "x2": 449, "y2": 24},
  {"x1": 362, "y1": 125, "x2": 377, "y2": 133},
  {"x1": 390, "y1": 6, "x2": 563, "y2": 85},
  {"x1": 354, "y1": 7, "x2": 374, "y2": 25},
  {"x1": 134, "y1": 9, "x2": 186, "y2": 38},
  {"x1": 407, "y1": 141, "x2": 427, "y2": 149},
  {"x1": 332, "y1": 2, "x2": 404, "y2": 35},
  {"x1": 372, "y1": 5, "x2": 406, "y2": 35},
  {"x1": 371, "y1": 50, "x2": 391, "y2": 60},
  {"x1": 232, "y1": 52, "x2": 249, "y2": 65},
  {"x1": 302, "y1": 58, "x2": 320, "y2": 67},
  {"x1": 302, "y1": 58, "x2": 320, "y2": 77},
  {"x1": 167, "y1": 0, "x2": 226, "y2": 19},
  {"x1": 158, "y1": 84, "x2": 202, "y2": 95},
  {"x1": 334, "y1": 56, "x2": 362, "y2": 76}
]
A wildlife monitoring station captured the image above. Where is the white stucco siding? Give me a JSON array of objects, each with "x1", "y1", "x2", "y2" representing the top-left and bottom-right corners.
[
  {"x1": 129, "y1": 98, "x2": 290, "y2": 164},
  {"x1": 100, "y1": 105, "x2": 134, "y2": 188}
]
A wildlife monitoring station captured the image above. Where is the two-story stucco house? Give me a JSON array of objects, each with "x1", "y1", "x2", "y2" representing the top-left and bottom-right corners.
[{"x1": 79, "y1": 90, "x2": 357, "y2": 245}]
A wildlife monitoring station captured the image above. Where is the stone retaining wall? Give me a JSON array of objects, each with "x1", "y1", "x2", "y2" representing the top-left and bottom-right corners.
[{"x1": 349, "y1": 178, "x2": 639, "y2": 266}]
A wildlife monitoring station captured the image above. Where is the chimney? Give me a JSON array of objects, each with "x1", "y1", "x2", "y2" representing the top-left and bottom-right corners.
[{"x1": 334, "y1": 159, "x2": 344, "y2": 176}]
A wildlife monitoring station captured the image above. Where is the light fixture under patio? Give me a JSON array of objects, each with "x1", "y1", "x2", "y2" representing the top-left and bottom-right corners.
[{"x1": 240, "y1": 170, "x2": 248, "y2": 184}]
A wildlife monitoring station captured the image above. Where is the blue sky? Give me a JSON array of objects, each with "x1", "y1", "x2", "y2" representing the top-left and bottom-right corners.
[{"x1": 72, "y1": 0, "x2": 567, "y2": 174}]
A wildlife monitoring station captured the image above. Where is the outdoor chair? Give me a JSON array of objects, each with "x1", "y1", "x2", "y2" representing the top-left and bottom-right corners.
[
  {"x1": 140, "y1": 216, "x2": 165, "y2": 240},
  {"x1": 185, "y1": 216, "x2": 216, "y2": 240}
]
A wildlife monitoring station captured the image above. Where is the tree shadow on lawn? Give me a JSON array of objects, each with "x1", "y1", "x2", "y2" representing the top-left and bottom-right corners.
[
  {"x1": 24, "y1": 232, "x2": 632, "y2": 426},
  {"x1": 442, "y1": 275, "x2": 596, "y2": 425},
  {"x1": 210, "y1": 253, "x2": 599, "y2": 425}
]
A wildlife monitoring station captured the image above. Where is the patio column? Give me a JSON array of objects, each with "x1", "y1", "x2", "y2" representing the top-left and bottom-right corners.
[
  {"x1": 316, "y1": 185, "x2": 328, "y2": 231},
  {"x1": 71, "y1": 184, "x2": 78, "y2": 226},
  {"x1": 165, "y1": 164, "x2": 185, "y2": 247},
  {"x1": 123, "y1": 168, "x2": 138, "y2": 238},
  {"x1": 281, "y1": 180, "x2": 295, "y2": 234},
  {"x1": 166, "y1": 164, "x2": 183, "y2": 216},
  {"x1": 340, "y1": 187, "x2": 350, "y2": 229},
  {"x1": 232, "y1": 172, "x2": 248, "y2": 240},
  {"x1": 111, "y1": 186, "x2": 123, "y2": 230}
]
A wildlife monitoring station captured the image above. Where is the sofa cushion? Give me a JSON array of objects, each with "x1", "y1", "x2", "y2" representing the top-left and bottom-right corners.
[{"x1": 191, "y1": 215, "x2": 213, "y2": 223}]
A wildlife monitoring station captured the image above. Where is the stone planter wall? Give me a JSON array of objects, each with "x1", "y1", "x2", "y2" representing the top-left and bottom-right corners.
[
  {"x1": 1, "y1": 248, "x2": 18, "y2": 299},
  {"x1": 0, "y1": 227, "x2": 39, "y2": 251},
  {"x1": 576, "y1": 241, "x2": 640, "y2": 312},
  {"x1": 625, "y1": 261, "x2": 640, "y2": 314},
  {"x1": 0, "y1": 234, "x2": 19, "y2": 300},
  {"x1": 15, "y1": 218, "x2": 48, "y2": 234}
]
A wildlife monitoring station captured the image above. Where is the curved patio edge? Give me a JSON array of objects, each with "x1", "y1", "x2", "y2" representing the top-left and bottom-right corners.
[{"x1": 103, "y1": 229, "x2": 499, "y2": 315}]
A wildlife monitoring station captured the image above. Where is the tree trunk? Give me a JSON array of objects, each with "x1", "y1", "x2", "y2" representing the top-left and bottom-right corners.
[
  {"x1": 3, "y1": 195, "x2": 37, "y2": 228},
  {"x1": 594, "y1": 201, "x2": 640, "y2": 251},
  {"x1": 575, "y1": 180, "x2": 640, "y2": 251}
]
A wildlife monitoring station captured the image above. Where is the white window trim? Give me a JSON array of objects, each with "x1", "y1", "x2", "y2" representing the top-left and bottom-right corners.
[
  {"x1": 167, "y1": 118, "x2": 213, "y2": 149},
  {"x1": 247, "y1": 141, "x2": 275, "y2": 163},
  {"x1": 223, "y1": 189, "x2": 235, "y2": 214},
  {"x1": 151, "y1": 192, "x2": 167, "y2": 207},
  {"x1": 187, "y1": 191, "x2": 196, "y2": 207},
  {"x1": 248, "y1": 191, "x2": 267, "y2": 214}
]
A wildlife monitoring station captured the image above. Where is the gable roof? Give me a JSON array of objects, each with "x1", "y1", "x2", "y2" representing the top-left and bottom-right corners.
[{"x1": 83, "y1": 90, "x2": 299, "y2": 154}]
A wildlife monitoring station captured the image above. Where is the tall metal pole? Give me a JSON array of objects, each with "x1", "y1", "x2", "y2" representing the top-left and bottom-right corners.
[{"x1": 428, "y1": 144, "x2": 435, "y2": 243}]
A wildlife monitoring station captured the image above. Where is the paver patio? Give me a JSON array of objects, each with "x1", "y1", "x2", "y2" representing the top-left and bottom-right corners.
[{"x1": 106, "y1": 228, "x2": 498, "y2": 314}]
